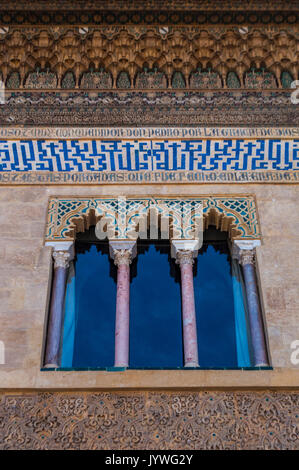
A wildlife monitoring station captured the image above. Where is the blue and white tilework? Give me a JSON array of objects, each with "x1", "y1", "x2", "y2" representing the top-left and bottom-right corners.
[{"x1": 0, "y1": 139, "x2": 299, "y2": 172}]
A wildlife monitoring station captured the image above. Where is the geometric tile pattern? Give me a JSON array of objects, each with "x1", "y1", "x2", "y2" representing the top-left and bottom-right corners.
[
  {"x1": 1, "y1": 139, "x2": 298, "y2": 172},
  {"x1": 0, "y1": 391, "x2": 298, "y2": 450},
  {"x1": 45, "y1": 196, "x2": 261, "y2": 241}
]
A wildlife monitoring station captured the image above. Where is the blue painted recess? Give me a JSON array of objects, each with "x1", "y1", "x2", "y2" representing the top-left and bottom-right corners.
[
  {"x1": 194, "y1": 237, "x2": 251, "y2": 368},
  {"x1": 71, "y1": 243, "x2": 117, "y2": 368},
  {"x1": 129, "y1": 241, "x2": 183, "y2": 368}
]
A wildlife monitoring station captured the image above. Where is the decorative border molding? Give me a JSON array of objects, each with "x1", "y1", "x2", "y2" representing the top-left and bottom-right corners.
[
  {"x1": 1, "y1": 91, "x2": 297, "y2": 127},
  {"x1": 45, "y1": 195, "x2": 261, "y2": 242},
  {"x1": 1, "y1": 170, "x2": 298, "y2": 185},
  {"x1": 0, "y1": 10, "x2": 298, "y2": 26},
  {"x1": 1, "y1": 1, "x2": 297, "y2": 12},
  {"x1": 0, "y1": 126, "x2": 297, "y2": 139},
  {"x1": 0, "y1": 391, "x2": 298, "y2": 450}
]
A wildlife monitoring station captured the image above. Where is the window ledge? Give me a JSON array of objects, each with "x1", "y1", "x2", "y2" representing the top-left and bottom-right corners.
[
  {"x1": 4, "y1": 367, "x2": 299, "y2": 390},
  {"x1": 41, "y1": 366, "x2": 273, "y2": 372}
]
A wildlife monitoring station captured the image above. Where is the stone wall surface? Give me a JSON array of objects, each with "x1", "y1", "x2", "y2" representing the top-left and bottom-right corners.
[{"x1": 0, "y1": 184, "x2": 298, "y2": 388}]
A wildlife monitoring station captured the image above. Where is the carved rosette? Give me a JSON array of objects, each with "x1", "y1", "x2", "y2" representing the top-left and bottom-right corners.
[
  {"x1": 53, "y1": 251, "x2": 71, "y2": 269},
  {"x1": 113, "y1": 249, "x2": 132, "y2": 267},
  {"x1": 239, "y1": 249, "x2": 255, "y2": 266},
  {"x1": 175, "y1": 250, "x2": 194, "y2": 266}
]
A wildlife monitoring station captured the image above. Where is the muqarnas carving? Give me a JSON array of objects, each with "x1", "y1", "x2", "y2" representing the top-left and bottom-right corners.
[{"x1": 0, "y1": 27, "x2": 297, "y2": 90}]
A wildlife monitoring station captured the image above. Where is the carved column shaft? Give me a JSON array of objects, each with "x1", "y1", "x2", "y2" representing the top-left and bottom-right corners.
[
  {"x1": 44, "y1": 251, "x2": 71, "y2": 368},
  {"x1": 176, "y1": 250, "x2": 199, "y2": 367},
  {"x1": 240, "y1": 249, "x2": 269, "y2": 367}
]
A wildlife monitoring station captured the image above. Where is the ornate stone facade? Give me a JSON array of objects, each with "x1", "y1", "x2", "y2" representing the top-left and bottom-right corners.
[
  {"x1": 0, "y1": 391, "x2": 298, "y2": 450},
  {"x1": 0, "y1": 0, "x2": 299, "y2": 451}
]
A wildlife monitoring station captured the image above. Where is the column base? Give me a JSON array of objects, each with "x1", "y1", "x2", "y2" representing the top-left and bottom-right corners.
[
  {"x1": 254, "y1": 363, "x2": 270, "y2": 367},
  {"x1": 114, "y1": 363, "x2": 128, "y2": 368},
  {"x1": 184, "y1": 362, "x2": 199, "y2": 368},
  {"x1": 43, "y1": 363, "x2": 59, "y2": 368}
]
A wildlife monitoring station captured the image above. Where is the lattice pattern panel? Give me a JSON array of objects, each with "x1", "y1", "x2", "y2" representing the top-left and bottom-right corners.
[{"x1": 45, "y1": 196, "x2": 261, "y2": 242}]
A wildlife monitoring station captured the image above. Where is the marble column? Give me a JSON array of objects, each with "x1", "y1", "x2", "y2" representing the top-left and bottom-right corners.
[
  {"x1": 44, "y1": 245, "x2": 73, "y2": 368},
  {"x1": 172, "y1": 240, "x2": 199, "y2": 367},
  {"x1": 109, "y1": 241, "x2": 137, "y2": 368},
  {"x1": 234, "y1": 241, "x2": 269, "y2": 367}
]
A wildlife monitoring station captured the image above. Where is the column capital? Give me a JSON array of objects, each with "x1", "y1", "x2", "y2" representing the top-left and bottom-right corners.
[
  {"x1": 45, "y1": 241, "x2": 74, "y2": 269},
  {"x1": 171, "y1": 239, "x2": 199, "y2": 261},
  {"x1": 239, "y1": 249, "x2": 256, "y2": 266},
  {"x1": 45, "y1": 241, "x2": 74, "y2": 259},
  {"x1": 176, "y1": 250, "x2": 194, "y2": 266},
  {"x1": 232, "y1": 239, "x2": 260, "y2": 264},
  {"x1": 233, "y1": 239, "x2": 261, "y2": 251},
  {"x1": 109, "y1": 240, "x2": 137, "y2": 267},
  {"x1": 114, "y1": 250, "x2": 133, "y2": 267},
  {"x1": 52, "y1": 251, "x2": 72, "y2": 269}
]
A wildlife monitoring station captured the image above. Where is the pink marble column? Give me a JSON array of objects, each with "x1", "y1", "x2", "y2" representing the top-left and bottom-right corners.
[
  {"x1": 114, "y1": 250, "x2": 131, "y2": 367},
  {"x1": 176, "y1": 250, "x2": 199, "y2": 367},
  {"x1": 110, "y1": 241, "x2": 136, "y2": 368}
]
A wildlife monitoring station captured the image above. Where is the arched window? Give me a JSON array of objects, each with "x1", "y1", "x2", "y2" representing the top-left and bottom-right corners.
[{"x1": 43, "y1": 197, "x2": 269, "y2": 371}]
